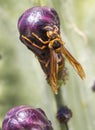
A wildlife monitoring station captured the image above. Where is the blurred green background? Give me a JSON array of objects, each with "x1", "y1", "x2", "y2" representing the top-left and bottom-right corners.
[{"x1": 0, "y1": 0, "x2": 95, "y2": 130}]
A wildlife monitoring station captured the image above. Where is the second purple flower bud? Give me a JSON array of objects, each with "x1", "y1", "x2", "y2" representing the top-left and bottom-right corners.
[{"x1": 2, "y1": 105, "x2": 54, "y2": 130}]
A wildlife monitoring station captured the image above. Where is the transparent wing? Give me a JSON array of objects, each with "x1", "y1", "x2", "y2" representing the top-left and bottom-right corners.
[
  {"x1": 61, "y1": 45, "x2": 85, "y2": 79},
  {"x1": 50, "y1": 48, "x2": 58, "y2": 94}
]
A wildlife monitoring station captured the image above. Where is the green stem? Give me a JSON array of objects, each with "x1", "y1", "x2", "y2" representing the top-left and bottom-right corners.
[{"x1": 54, "y1": 88, "x2": 69, "y2": 130}]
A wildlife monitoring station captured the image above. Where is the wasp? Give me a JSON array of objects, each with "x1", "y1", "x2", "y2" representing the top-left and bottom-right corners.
[{"x1": 18, "y1": 6, "x2": 85, "y2": 94}]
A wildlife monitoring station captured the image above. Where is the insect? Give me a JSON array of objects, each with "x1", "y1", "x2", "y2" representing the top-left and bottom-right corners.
[{"x1": 18, "y1": 6, "x2": 85, "y2": 94}]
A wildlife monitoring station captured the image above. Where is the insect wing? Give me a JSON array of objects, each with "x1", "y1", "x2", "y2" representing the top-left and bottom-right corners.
[
  {"x1": 61, "y1": 45, "x2": 85, "y2": 79},
  {"x1": 50, "y1": 48, "x2": 58, "y2": 94}
]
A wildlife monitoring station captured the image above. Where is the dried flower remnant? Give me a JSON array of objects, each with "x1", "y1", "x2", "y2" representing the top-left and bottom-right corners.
[
  {"x1": 2, "y1": 105, "x2": 54, "y2": 130},
  {"x1": 18, "y1": 6, "x2": 85, "y2": 94},
  {"x1": 56, "y1": 106, "x2": 72, "y2": 124},
  {"x1": 91, "y1": 81, "x2": 95, "y2": 92}
]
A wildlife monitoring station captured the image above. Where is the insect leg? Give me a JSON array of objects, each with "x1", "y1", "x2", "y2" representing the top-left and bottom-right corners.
[
  {"x1": 32, "y1": 33, "x2": 49, "y2": 44},
  {"x1": 21, "y1": 35, "x2": 46, "y2": 50}
]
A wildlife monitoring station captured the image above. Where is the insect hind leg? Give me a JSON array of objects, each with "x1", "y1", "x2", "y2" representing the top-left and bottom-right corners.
[{"x1": 57, "y1": 54, "x2": 69, "y2": 85}]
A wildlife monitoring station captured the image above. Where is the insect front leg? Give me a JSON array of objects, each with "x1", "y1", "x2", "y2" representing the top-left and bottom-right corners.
[
  {"x1": 21, "y1": 35, "x2": 46, "y2": 50},
  {"x1": 32, "y1": 33, "x2": 50, "y2": 44}
]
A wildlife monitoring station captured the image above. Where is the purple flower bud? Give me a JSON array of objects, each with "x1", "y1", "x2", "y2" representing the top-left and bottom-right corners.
[
  {"x1": 17, "y1": 6, "x2": 60, "y2": 58},
  {"x1": 2, "y1": 106, "x2": 54, "y2": 130},
  {"x1": 91, "y1": 81, "x2": 95, "y2": 92},
  {"x1": 18, "y1": 6, "x2": 60, "y2": 38},
  {"x1": 56, "y1": 106, "x2": 72, "y2": 124}
]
